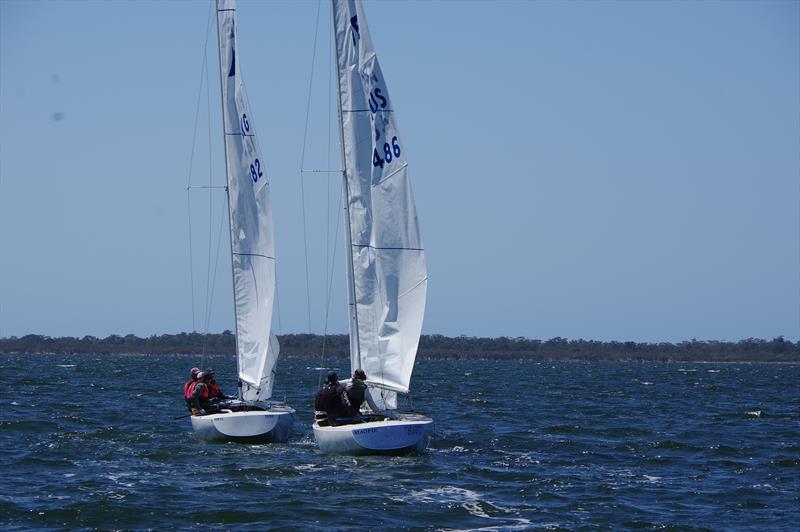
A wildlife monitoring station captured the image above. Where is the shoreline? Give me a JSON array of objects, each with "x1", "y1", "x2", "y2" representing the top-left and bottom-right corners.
[
  {"x1": 2, "y1": 351, "x2": 797, "y2": 364},
  {"x1": 2, "y1": 332, "x2": 796, "y2": 364}
]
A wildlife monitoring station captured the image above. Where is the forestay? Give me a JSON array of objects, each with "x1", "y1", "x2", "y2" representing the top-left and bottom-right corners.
[
  {"x1": 333, "y1": 0, "x2": 428, "y2": 403},
  {"x1": 216, "y1": 0, "x2": 278, "y2": 402}
]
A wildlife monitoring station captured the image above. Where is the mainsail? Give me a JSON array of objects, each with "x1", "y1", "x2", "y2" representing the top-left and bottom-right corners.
[
  {"x1": 216, "y1": 0, "x2": 278, "y2": 402},
  {"x1": 333, "y1": 0, "x2": 428, "y2": 400}
]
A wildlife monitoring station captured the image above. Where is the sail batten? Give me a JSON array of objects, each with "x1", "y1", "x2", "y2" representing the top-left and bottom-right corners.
[
  {"x1": 333, "y1": 0, "x2": 428, "y2": 398},
  {"x1": 216, "y1": 0, "x2": 278, "y2": 402}
]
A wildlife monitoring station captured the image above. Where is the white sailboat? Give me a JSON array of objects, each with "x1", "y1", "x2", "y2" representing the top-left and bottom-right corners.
[
  {"x1": 312, "y1": 0, "x2": 432, "y2": 454},
  {"x1": 190, "y1": 0, "x2": 294, "y2": 443}
]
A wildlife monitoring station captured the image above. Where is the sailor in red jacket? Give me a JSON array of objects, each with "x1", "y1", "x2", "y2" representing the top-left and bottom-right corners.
[
  {"x1": 205, "y1": 368, "x2": 234, "y2": 402},
  {"x1": 182, "y1": 367, "x2": 200, "y2": 412},
  {"x1": 189, "y1": 371, "x2": 213, "y2": 415}
]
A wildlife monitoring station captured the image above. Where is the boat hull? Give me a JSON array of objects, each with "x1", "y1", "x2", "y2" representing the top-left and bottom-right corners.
[
  {"x1": 191, "y1": 407, "x2": 295, "y2": 443},
  {"x1": 313, "y1": 414, "x2": 433, "y2": 455}
]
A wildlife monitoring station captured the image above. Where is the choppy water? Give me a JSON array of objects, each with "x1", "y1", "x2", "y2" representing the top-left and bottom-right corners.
[{"x1": 0, "y1": 354, "x2": 798, "y2": 530}]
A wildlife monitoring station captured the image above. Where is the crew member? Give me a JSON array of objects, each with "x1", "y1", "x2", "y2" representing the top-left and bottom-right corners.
[
  {"x1": 314, "y1": 371, "x2": 354, "y2": 426},
  {"x1": 190, "y1": 371, "x2": 215, "y2": 415},
  {"x1": 183, "y1": 367, "x2": 200, "y2": 412},
  {"x1": 346, "y1": 368, "x2": 381, "y2": 414},
  {"x1": 204, "y1": 368, "x2": 233, "y2": 401}
]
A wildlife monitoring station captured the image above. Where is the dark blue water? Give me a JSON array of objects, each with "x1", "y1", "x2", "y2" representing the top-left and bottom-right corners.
[{"x1": 1, "y1": 354, "x2": 798, "y2": 530}]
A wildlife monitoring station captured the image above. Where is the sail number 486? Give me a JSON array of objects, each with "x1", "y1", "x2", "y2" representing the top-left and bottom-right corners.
[{"x1": 373, "y1": 136, "x2": 401, "y2": 169}]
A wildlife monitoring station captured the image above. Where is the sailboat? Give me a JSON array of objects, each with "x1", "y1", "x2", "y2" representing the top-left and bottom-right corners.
[
  {"x1": 190, "y1": 0, "x2": 295, "y2": 443},
  {"x1": 312, "y1": 0, "x2": 433, "y2": 454}
]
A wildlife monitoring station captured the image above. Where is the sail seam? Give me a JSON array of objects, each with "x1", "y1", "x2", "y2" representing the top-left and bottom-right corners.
[
  {"x1": 233, "y1": 252, "x2": 276, "y2": 260},
  {"x1": 351, "y1": 245, "x2": 424, "y2": 251},
  {"x1": 372, "y1": 162, "x2": 408, "y2": 186},
  {"x1": 224, "y1": 132, "x2": 255, "y2": 137},
  {"x1": 397, "y1": 275, "x2": 428, "y2": 300}
]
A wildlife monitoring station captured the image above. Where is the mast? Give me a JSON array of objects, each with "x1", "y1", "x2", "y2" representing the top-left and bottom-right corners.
[
  {"x1": 215, "y1": 0, "x2": 242, "y2": 392},
  {"x1": 331, "y1": 0, "x2": 361, "y2": 370}
]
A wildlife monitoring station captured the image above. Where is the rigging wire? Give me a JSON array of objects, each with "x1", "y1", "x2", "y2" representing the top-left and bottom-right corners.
[
  {"x1": 201, "y1": 195, "x2": 229, "y2": 365},
  {"x1": 296, "y1": 1, "x2": 343, "y2": 387},
  {"x1": 298, "y1": 0, "x2": 323, "y2": 335},
  {"x1": 186, "y1": 1, "x2": 216, "y2": 377},
  {"x1": 186, "y1": 0, "x2": 215, "y2": 336},
  {"x1": 320, "y1": 13, "x2": 341, "y2": 385},
  {"x1": 319, "y1": 188, "x2": 343, "y2": 382},
  {"x1": 325, "y1": 0, "x2": 333, "y2": 339},
  {"x1": 201, "y1": 33, "x2": 215, "y2": 369},
  {"x1": 200, "y1": 34, "x2": 219, "y2": 374}
]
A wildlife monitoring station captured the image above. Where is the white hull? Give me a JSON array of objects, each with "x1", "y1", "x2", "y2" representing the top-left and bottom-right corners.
[
  {"x1": 313, "y1": 414, "x2": 433, "y2": 455},
  {"x1": 191, "y1": 406, "x2": 295, "y2": 443}
]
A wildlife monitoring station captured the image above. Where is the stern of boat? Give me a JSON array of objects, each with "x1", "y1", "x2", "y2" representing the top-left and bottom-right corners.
[
  {"x1": 313, "y1": 414, "x2": 433, "y2": 455},
  {"x1": 191, "y1": 406, "x2": 295, "y2": 443}
]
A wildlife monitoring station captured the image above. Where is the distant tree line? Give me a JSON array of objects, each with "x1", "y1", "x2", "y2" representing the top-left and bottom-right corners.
[{"x1": 0, "y1": 332, "x2": 797, "y2": 362}]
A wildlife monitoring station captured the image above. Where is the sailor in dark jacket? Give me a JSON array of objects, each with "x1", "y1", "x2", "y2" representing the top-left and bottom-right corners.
[
  {"x1": 346, "y1": 368, "x2": 381, "y2": 414},
  {"x1": 314, "y1": 371, "x2": 354, "y2": 426}
]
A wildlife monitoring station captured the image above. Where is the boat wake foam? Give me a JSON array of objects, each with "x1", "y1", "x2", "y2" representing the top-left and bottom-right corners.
[{"x1": 393, "y1": 486, "x2": 532, "y2": 529}]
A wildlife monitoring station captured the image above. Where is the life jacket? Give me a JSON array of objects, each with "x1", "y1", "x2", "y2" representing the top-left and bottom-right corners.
[
  {"x1": 183, "y1": 380, "x2": 197, "y2": 401},
  {"x1": 195, "y1": 382, "x2": 209, "y2": 399},
  {"x1": 209, "y1": 382, "x2": 221, "y2": 398}
]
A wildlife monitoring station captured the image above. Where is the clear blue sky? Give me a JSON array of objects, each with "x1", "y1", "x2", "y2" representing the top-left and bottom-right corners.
[{"x1": 1, "y1": 0, "x2": 798, "y2": 342}]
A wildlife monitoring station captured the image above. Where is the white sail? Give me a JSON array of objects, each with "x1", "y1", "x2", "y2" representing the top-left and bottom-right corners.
[
  {"x1": 333, "y1": 0, "x2": 428, "y2": 400},
  {"x1": 216, "y1": 0, "x2": 278, "y2": 402}
]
